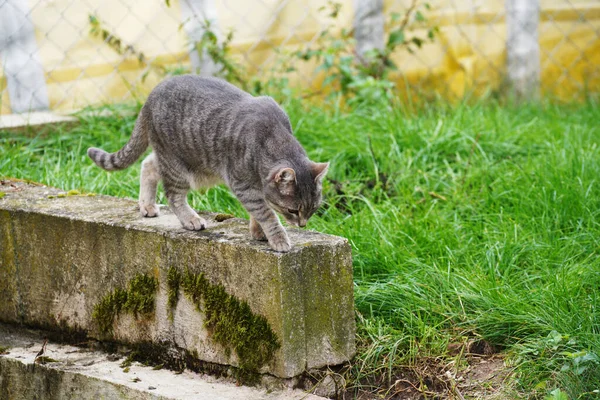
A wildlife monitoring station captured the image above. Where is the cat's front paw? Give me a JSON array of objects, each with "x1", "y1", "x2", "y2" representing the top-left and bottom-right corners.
[
  {"x1": 181, "y1": 215, "x2": 207, "y2": 231},
  {"x1": 140, "y1": 203, "x2": 160, "y2": 218},
  {"x1": 268, "y1": 232, "x2": 291, "y2": 252}
]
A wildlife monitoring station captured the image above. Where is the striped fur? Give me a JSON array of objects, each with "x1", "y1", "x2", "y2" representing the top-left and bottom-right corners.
[
  {"x1": 87, "y1": 107, "x2": 150, "y2": 171},
  {"x1": 87, "y1": 75, "x2": 329, "y2": 252}
]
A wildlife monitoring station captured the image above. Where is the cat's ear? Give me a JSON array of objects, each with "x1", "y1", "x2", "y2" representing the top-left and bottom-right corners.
[
  {"x1": 275, "y1": 167, "x2": 296, "y2": 184},
  {"x1": 273, "y1": 167, "x2": 296, "y2": 195},
  {"x1": 311, "y1": 162, "x2": 329, "y2": 183}
]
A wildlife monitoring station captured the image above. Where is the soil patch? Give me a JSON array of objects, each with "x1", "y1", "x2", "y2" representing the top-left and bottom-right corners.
[{"x1": 337, "y1": 341, "x2": 513, "y2": 399}]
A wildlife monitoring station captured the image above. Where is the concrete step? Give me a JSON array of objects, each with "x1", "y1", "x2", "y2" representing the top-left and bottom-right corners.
[{"x1": 0, "y1": 323, "x2": 326, "y2": 400}]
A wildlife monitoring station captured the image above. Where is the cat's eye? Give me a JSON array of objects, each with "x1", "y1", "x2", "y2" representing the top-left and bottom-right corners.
[{"x1": 288, "y1": 209, "x2": 299, "y2": 215}]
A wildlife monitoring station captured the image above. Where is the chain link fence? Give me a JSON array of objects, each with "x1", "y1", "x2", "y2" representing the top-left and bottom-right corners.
[{"x1": 0, "y1": 0, "x2": 598, "y2": 114}]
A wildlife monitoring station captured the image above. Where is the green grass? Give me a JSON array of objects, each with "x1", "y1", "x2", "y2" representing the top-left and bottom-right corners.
[{"x1": 2, "y1": 98, "x2": 600, "y2": 398}]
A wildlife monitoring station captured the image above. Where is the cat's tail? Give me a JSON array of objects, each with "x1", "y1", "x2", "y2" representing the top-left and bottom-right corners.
[{"x1": 87, "y1": 106, "x2": 151, "y2": 171}]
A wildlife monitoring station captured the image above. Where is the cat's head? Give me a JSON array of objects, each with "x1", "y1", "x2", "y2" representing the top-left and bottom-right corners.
[{"x1": 264, "y1": 161, "x2": 329, "y2": 227}]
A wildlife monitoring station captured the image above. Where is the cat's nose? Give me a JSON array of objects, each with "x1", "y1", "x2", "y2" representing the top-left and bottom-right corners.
[{"x1": 298, "y1": 219, "x2": 306, "y2": 227}]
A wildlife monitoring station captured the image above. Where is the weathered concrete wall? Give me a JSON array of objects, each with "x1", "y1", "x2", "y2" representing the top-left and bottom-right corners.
[{"x1": 0, "y1": 179, "x2": 355, "y2": 379}]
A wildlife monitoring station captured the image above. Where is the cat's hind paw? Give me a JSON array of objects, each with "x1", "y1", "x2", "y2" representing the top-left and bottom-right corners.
[
  {"x1": 250, "y1": 219, "x2": 267, "y2": 241},
  {"x1": 181, "y1": 215, "x2": 207, "y2": 231},
  {"x1": 140, "y1": 203, "x2": 160, "y2": 218}
]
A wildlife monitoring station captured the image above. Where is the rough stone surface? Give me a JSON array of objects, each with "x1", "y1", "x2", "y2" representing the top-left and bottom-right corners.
[
  {"x1": 0, "y1": 323, "x2": 326, "y2": 400},
  {"x1": 0, "y1": 179, "x2": 355, "y2": 378},
  {"x1": 311, "y1": 373, "x2": 346, "y2": 398}
]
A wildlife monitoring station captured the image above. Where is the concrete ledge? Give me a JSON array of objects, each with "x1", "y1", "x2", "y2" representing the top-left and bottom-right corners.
[
  {"x1": 0, "y1": 112, "x2": 78, "y2": 134},
  {"x1": 0, "y1": 179, "x2": 355, "y2": 379},
  {"x1": 0, "y1": 324, "x2": 325, "y2": 400}
]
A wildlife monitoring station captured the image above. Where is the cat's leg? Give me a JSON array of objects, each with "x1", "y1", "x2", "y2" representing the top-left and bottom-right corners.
[
  {"x1": 249, "y1": 216, "x2": 267, "y2": 241},
  {"x1": 139, "y1": 153, "x2": 160, "y2": 217},
  {"x1": 162, "y1": 175, "x2": 207, "y2": 231},
  {"x1": 251, "y1": 206, "x2": 290, "y2": 252},
  {"x1": 232, "y1": 186, "x2": 290, "y2": 251}
]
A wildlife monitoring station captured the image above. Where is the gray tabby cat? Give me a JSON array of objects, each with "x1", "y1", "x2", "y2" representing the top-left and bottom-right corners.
[{"x1": 88, "y1": 75, "x2": 328, "y2": 252}]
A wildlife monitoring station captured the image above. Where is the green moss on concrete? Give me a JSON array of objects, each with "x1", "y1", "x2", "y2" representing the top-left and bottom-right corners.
[
  {"x1": 123, "y1": 340, "x2": 257, "y2": 384},
  {"x1": 93, "y1": 288, "x2": 127, "y2": 334},
  {"x1": 94, "y1": 267, "x2": 279, "y2": 380},
  {"x1": 46, "y1": 189, "x2": 94, "y2": 199},
  {"x1": 170, "y1": 268, "x2": 280, "y2": 374},
  {"x1": 123, "y1": 274, "x2": 158, "y2": 315},
  {"x1": 35, "y1": 356, "x2": 59, "y2": 364},
  {"x1": 0, "y1": 192, "x2": 5, "y2": 199},
  {"x1": 0, "y1": 345, "x2": 10, "y2": 354},
  {"x1": 214, "y1": 213, "x2": 235, "y2": 222},
  {"x1": 166, "y1": 267, "x2": 181, "y2": 319},
  {"x1": 92, "y1": 273, "x2": 158, "y2": 335},
  {"x1": 120, "y1": 356, "x2": 133, "y2": 369}
]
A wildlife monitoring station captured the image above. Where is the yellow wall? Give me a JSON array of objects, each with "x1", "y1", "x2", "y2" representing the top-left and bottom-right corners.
[
  {"x1": 0, "y1": 0, "x2": 598, "y2": 114},
  {"x1": 385, "y1": 0, "x2": 600, "y2": 98}
]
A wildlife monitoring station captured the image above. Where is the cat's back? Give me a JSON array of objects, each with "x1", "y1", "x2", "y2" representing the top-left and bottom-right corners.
[{"x1": 147, "y1": 75, "x2": 249, "y2": 107}]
